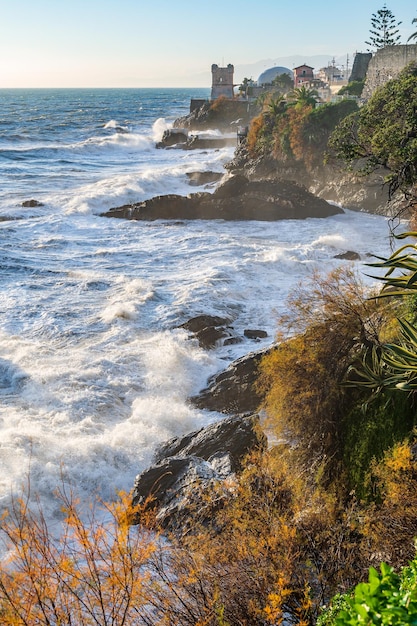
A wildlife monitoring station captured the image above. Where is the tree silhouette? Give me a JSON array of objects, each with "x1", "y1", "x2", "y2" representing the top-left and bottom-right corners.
[{"x1": 366, "y1": 4, "x2": 402, "y2": 50}]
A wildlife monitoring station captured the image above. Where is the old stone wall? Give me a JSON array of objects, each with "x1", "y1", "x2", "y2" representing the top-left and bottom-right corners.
[
  {"x1": 362, "y1": 44, "x2": 417, "y2": 99},
  {"x1": 349, "y1": 52, "x2": 372, "y2": 82}
]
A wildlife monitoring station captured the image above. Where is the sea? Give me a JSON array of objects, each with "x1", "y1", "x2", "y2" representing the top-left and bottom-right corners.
[{"x1": 0, "y1": 87, "x2": 395, "y2": 521}]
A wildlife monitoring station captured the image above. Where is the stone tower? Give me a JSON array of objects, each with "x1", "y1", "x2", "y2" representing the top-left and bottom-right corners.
[{"x1": 211, "y1": 64, "x2": 234, "y2": 100}]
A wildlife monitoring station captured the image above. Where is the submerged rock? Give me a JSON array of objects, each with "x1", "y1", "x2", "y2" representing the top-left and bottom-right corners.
[
  {"x1": 22, "y1": 199, "x2": 44, "y2": 207},
  {"x1": 334, "y1": 250, "x2": 361, "y2": 260}
]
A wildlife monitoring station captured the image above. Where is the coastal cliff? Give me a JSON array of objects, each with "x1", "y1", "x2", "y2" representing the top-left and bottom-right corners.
[{"x1": 225, "y1": 143, "x2": 401, "y2": 215}]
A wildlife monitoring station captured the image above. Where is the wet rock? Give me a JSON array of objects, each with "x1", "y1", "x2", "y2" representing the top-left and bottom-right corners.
[
  {"x1": 334, "y1": 250, "x2": 361, "y2": 260},
  {"x1": 103, "y1": 176, "x2": 343, "y2": 222},
  {"x1": 131, "y1": 414, "x2": 266, "y2": 530},
  {"x1": 244, "y1": 329, "x2": 268, "y2": 340},
  {"x1": 186, "y1": 171, "x2": 224, "y2": 186},
  {"x1": 179, "y1": 314, "x2": 235, "y2": 349},
  {"x1": 153, "y1": 413, "x2": 266, "y2": 471},
  {"x1": 156, "y1": 129, "x2": 188, "y2": 148},
  {"x1": 184, "y1": 135, "x2": 236, "y2": 150},
  {"x1": 180, "y1": 315, "x2": 230, "y2": 333},
  {"x1": 22, "y1": 199, "x2": 44, "y2": 207},
  {"x1": 223, "y1": 336, "x2": 243, "y2": 346},
  {"x1": 190, "y1": 346, "x2": 274, "y2": 414}
]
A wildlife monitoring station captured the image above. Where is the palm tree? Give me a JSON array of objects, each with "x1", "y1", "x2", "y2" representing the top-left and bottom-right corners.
[
  {"x1": 287, "y1": 86, "x2": 319, "y2": 108},
  {"x1": 267, "y1": 97, "x2": 286, "y2": 116},
  {"x1": 408, "y1": 15, "x2": 417, "y2": 42}
]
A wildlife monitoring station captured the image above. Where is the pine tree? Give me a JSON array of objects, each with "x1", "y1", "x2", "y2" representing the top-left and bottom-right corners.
[{"x1": 365, "y1": 4, "x2": 402, "y2": 50}]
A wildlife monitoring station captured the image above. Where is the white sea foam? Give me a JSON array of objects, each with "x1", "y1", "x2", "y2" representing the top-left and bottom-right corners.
[
  {"x1": 311, "y1": 234, "x2": 348, "y2": 248},
  {"x1": 0, "y1": 88, "x2": 398, "y2": 529},
  {"x1": 152, "y1": 117, "x2": 170, "y2": 141}
]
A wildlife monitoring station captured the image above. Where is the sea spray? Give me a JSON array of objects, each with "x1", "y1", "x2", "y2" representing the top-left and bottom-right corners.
[{"x1": 0, "y1": 88, "x2": 393, "y2": 526}]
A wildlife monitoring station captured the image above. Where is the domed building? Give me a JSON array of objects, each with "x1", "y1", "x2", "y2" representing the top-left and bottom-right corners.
[{"x1": 257, "y1": 66, "x2": 293, "y2": 85}]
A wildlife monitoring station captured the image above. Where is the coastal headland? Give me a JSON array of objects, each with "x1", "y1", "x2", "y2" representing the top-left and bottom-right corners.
[{"x1": 121, "y1": 100, "x2": 377, "y2": 530}]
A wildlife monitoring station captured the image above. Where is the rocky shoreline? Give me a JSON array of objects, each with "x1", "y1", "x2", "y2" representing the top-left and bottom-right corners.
[
  {"x1": 125, "y1": 111, "x2": 403, "y2": 528},
  {"x1": 132, "y1": 311, "x2": 274, "y2": 530}
]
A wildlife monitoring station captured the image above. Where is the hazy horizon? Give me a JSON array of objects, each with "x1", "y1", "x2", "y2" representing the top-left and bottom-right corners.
[{"x1": 2, "y1": 0, "x2": 416, "y2": 88}]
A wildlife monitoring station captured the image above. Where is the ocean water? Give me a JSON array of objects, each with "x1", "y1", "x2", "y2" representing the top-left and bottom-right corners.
[{"x1": 0, "y1": 88, "x2": 394, "y2": 520}]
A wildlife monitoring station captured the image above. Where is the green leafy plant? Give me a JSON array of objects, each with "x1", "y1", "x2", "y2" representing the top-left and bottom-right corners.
[
  {"x1": 338, "y1": 81, "x2": 365, "y2": 97},
  {"x1": 346, "y1": 232, "x2": 417, "y2": 393},
  {"x1": 287, "y1": 85, "x2": 319, "y2": 108},
  {"x1": 328, "y1": 64, "x2": 417, "y2": 199},
  {"x1": 333, "y1": 558, "x2": 417, "y2": 624}
]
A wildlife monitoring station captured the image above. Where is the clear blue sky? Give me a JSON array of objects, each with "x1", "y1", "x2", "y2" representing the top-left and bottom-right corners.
[{"x1": 1, "y1": 0, "x2": 416, "y2": 87}]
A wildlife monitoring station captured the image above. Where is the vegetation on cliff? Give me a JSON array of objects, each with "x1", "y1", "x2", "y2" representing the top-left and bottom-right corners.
[
  {"x1": 1, "y1": 263, "x2": 416, "y2": 625},
  {"x1": 328, "y1": 63, "x2": 417, "y2": 201},
  {"x1": 2, "y1": 59, "x2": 417, "y2": 626},
  {"x1": 247, "y1": 93, "x2": 358, "y2": 171}
]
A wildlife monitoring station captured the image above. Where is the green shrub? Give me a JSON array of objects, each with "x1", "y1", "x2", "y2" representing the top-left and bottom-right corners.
[
  {"x1": 341, "y1": 391, "x2": 417, "y2": 499},
  {"x1": 333, "y1": 557, "x2": 417, "y2": 625}
]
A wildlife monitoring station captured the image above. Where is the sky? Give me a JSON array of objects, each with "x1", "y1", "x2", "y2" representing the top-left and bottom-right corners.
[{"x1": 1, "y1": 0, "x2": 417, "y2": 88}]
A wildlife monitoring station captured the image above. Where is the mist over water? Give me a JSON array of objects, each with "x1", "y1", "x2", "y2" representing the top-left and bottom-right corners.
[{"x1": 0, "y1": 88, "x2": 393, "y2": 520}]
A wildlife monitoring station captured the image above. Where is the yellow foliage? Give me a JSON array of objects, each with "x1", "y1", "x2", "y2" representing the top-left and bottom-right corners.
[
  {"x1": 257, "y1": 266, "x2": 394, "y2": 482},
  {"x1": 385, "y1": 442, "x2": 412, "y2": 473},
  {"x1": 287, "y1": 105, "x2": 312, "y2": 160},
  {"x1": 0, "y1": 489, "x2": 159, "y2": 625},
  {"x1": 209, "y1": 94, "x2": 228, "y2": 112},
  {"x1": 246, "y1": 112, "x2": 266, "y2": 156},
  {"x1": 361, "y1": 438, "x2": 417, "y2": 569}
]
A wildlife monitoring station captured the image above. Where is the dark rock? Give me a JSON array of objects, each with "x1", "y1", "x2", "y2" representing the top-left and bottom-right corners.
[
  {"x1": 186, "y1": 171, "x2": 224, "y2": 187},
  {"x1": 131, "y1": 414, "x2": 267, "y2": 529},
  {"x1": 102, "y1": 176, "x2": 343, "y2": 222},
  {"x1": 225, "y1": 145, "x2": 403, "y2": 216},
  {"x1": 180, "y1": 315, "x2": 230, "y2": 333},
  {"x1": 184, "y1": 135, "x2": 236, "y2": 150},
  {"x1": 153, "y1": 413, "x2": 266, "y2": 471},
  {"x1": 213, "y1": 174, "x2": 249, "y2": 198},
  {"x1": 156, "y1": 129, "x2": 188, "y2": 148},
  {"x1": 223, "y1": 336, "x2": 243, "y2": 346},
  {"x1": 194, "y1": 326, "x2": 229, "y2": 349},
  {"x1": 103, "y1": 193, "x2": 201, "y2": 221},
  {"x1": 244, "y1": 329, "x2": 268, "y2": 340},
  {"x1": 133, "y1": 456, "x2": 214, "y2": 509},
  {"x1": 22, "y1": 199, "x2": 44, "y2": 207},
  {"x1": 190, "y1": 346, "x2": 274, "y2": 414},
  {"x1": 179, "y1": 314, "x2": 234, "y2": 349},
  {"x1": 334, "y1": 251, "x2": 361, "y2": 260}
]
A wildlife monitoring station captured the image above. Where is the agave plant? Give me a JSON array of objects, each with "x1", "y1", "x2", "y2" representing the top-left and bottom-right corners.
[
  {"x1": 348, "y1": 231, "x2": 417, "y2": 393},
  {"x1": 367, "y1": 231, "x2": 417, "y2": 297},
  {"x1": 382, "y1": 318, "x2": 417, "y2": 389}
]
